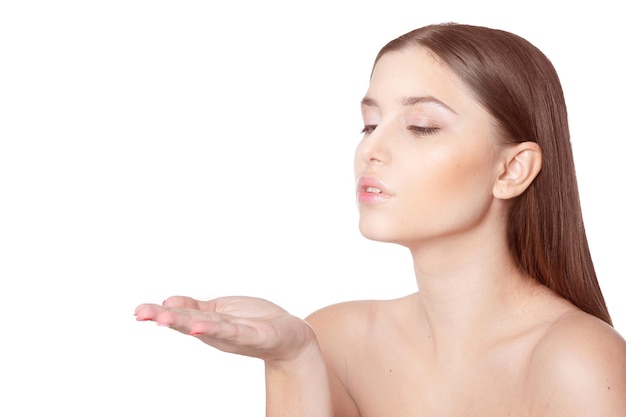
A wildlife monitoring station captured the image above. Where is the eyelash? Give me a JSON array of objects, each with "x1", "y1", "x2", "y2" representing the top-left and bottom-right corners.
[
  {"x1": 360, "y1": 125, "x2": 440, "y2": 136},
  {"x1": 408, "y1": 126, "x2": 440, "y2": 136},
  {"x1": 360, "y1": 125, "x2": 377, "y2": 134}
]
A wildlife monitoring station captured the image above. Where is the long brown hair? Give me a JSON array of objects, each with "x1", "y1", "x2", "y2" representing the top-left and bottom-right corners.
[{"x1": 374, "y1": 23, "x2": 612, "y2": 325}]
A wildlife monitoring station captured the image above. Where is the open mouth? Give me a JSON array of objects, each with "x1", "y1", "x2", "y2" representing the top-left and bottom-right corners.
[{"x1": 364, "y1": 186, "x2": 382, "y2": 193}]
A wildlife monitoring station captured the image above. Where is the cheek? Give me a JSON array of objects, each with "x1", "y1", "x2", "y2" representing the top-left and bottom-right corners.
[
  {"x1": 444, "y1": 155, "x2": 493, "y2": 192},
  {"x1": 435, "y1": 144, "x2": 494, "y2": 186},
  {"x1": 402, "y1": 149, "x2": 496, "y2": 219}
]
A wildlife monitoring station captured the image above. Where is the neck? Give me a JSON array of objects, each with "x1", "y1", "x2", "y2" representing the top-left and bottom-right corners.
[{"x1": 408, "y1": 236, "x2": 543, "y2": 359}]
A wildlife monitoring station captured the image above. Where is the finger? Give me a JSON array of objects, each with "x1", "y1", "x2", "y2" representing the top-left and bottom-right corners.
[
  {"x1": 190, "y1": 317, "x2": 266, "y2": 346},
  {"x1": 162, "y1": 296, "x2": 224, "y2": 313},
  {"x1": 135, "y1": 303, "x2": 198, "y2": 323},
  {"x1": 192, "y1": 296, "x2": 259, "y2": 314},
  {"x1": 162, "y1": 296, "x2": 201, "y2": 309},
  {"x1": 188, "y1": 319, "x2": 268, "y2": 356},
  {"x1": 189, "y1": 318, "x2": 239, "y2": 337},
  {"x1": 155, "y1": 309, "x2": 226, "y2": 336},
  {"x1": 134, "y1": 303, "x2": 163, "y2": 321}
]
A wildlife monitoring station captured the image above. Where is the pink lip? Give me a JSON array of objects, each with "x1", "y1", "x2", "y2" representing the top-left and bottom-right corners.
[{"x1": 356, "y1": 175, "x2": 392, "y2": 204}]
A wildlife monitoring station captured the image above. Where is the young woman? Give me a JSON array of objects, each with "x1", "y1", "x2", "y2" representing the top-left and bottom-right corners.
[{"x1": 135, "y1": 23, "x2": 626, "y2": 416}]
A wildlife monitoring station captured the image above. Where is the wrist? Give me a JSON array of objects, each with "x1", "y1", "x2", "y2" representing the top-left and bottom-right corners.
[
  {"x1": 264, "y1": 340, "x2": 332, "y2": 417},
  {"x1": 265, "y1": 336, "x2": 323, "y2": 374}
]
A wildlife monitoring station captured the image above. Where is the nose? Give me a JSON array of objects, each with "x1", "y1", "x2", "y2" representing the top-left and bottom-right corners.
[{"x1": 356, "y1": 127, "x2": 391, "y2": 166}]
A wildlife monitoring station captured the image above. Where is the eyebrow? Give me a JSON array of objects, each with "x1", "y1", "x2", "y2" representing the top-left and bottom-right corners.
[{"x1": 361, "y1": 95, "x2": 457, "y2": 114}]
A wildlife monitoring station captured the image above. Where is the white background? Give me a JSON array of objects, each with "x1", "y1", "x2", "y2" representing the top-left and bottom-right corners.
[{"x1": 1, "y1": 1, "x2": 624, "y2": 415}]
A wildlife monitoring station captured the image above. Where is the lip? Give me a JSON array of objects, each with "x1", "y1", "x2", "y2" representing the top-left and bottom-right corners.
[{"x1": 356, "y1": 175, "x2": 392, "y2": 204}]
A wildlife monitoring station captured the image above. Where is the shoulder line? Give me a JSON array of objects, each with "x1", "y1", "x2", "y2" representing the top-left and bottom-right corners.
[{"x1": 529, "y1": 311, "x2": 626, "y2": 412}]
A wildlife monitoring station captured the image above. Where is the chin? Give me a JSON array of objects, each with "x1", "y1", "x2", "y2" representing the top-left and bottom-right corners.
[{"x1": 358, "y1": 223, "x2": 398, "y2": 244}]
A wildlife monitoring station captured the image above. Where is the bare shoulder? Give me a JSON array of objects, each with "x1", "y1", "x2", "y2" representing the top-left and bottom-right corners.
[
  {"x1": 528, "y1": 311, "x2": 626, "y2": 415},
  {"x1": 304, "y1": 300, "x2": 373, "y2": 417},
  {"x1": 304, "y1": 295, "x2": 415, "y2": 380},
  {"x1": 305, "y1": 298, "x2": 387, "y2": 348},
  {"x1": 305, "y1": 295, "x2": 413, "y2": 343},
  {"x1": 304, "y1": 297, "x2": 412, "y2": 417}
]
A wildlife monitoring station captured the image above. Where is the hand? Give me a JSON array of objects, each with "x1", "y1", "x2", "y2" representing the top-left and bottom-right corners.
[{"x1": 135, "y1": 296, "x2": 317, "y2": 365}]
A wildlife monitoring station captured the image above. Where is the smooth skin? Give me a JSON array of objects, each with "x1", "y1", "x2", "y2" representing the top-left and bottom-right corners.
[{"x1": 135, "y1": 46, "x2": 626, "y2": 416}]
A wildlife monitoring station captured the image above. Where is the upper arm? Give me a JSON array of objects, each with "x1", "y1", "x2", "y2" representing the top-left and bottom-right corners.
[
  {"x1": 306, "y1": 304, "x2": 362, "y2": 417},
  {"x1": 529, "y1": 317, "x2": 626, "y2": 416}
]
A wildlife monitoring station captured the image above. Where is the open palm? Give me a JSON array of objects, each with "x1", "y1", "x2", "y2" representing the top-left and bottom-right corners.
[{"x1": 135, "y1": 295, "x2": 316, "y2": 363}]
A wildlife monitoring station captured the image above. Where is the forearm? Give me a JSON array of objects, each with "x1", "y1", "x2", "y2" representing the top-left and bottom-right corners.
[{"x1": 264, "y1": 343, "x2": 333, "y2": 417}]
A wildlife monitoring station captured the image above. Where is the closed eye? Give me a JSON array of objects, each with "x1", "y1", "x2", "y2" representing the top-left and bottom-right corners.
[
  {"x1": 408, "y1": 126, "x2": 440, "y2": 136},
  {"x1": 361, "y1": 125, "x2": 377, "y2": 134}
]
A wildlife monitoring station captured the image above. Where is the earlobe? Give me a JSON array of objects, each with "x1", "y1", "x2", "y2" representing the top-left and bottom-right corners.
[{"x1": 493, "y1": 142, "x2": 542, "y2": 199}]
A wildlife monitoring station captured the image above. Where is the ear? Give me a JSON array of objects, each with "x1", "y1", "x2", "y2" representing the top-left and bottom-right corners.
[{"x1": 493, "y1": 142, "x2": 542, "y2": 200}]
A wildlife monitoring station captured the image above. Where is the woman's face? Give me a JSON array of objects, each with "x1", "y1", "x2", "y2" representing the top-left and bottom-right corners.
[{"x1": 354, "y1": 46, "x2": 506, "y2": 247}]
